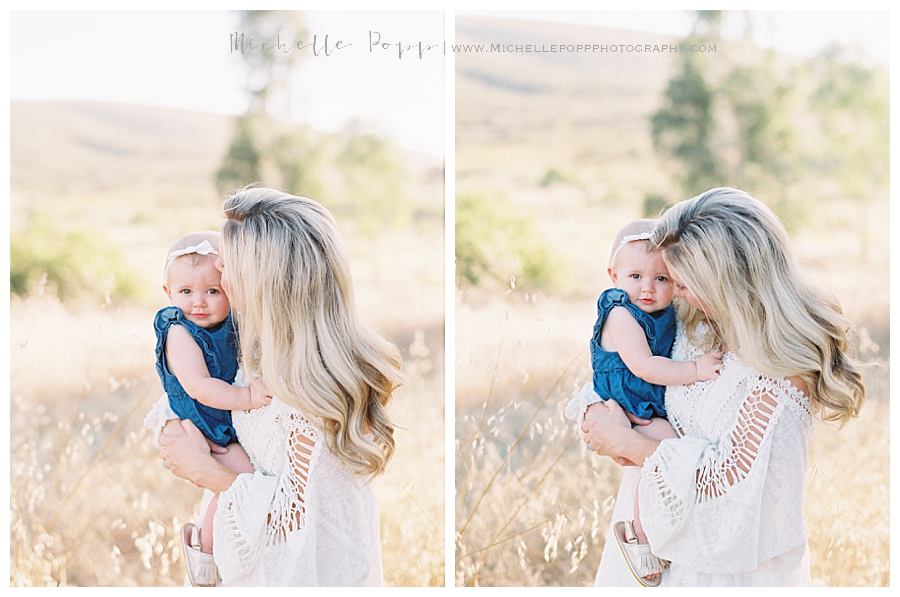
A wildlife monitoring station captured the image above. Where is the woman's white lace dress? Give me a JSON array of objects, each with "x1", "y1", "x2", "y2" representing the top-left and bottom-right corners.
[
  {"x1": 145, "y1": 371, "x2": 383, "y2": 586},
  {"x1": 568, "y1": 326, "x2": 814, "y2": 586}
]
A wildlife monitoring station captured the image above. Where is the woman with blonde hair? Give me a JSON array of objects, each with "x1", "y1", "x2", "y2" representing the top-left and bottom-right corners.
[
  {"x1": 574, "y1": 187, "x2": 864, "y2": 585},
  {"x1": 148, "y1": 186, "x2": 402, "y2": 586}
]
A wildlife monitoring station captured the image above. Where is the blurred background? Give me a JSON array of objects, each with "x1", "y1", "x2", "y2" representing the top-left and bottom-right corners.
[
  {"x1": 454, "y1": 10, "x2": 889, "y2": 587},
  {"x1": 11, "y1": 10, "x2": 444, "y2": 586}
]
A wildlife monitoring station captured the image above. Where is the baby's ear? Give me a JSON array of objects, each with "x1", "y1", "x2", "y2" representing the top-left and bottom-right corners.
[
  {"x1": 607, "y1": 266, "x2": 617, "y2": 284},
  {"x1": 162, "y1": 284, "x2": 172, "y2": 300}
]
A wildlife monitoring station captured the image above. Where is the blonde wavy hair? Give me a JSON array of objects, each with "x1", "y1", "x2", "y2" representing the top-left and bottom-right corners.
[
  {"x1": 650, "y1": 187, "x2": 864, "y2": 424},
  {"x1": 221, "y1": 186, "x2": 403, "y2": 475}
]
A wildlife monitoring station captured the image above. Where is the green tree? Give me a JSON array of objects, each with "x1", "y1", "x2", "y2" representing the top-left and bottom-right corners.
[
  {"x1": 216, "y1": 11, "x2": 309, "y2": 194},
  {"x1": 720, "y1": 56, "x2": 801, "y2": 229},
  {"x1": 651, "y1": 11, "x2": 805, "y2": 229},
  {"x1": 808, "y1": 45, "x2": 888, "y2": 259},
  {"x1": 336, "y1": 130, "x2": 410, "y2": 233},
  {"x1": 267, "y1": 129, "x2": 326, "y2": 199},
  {"x1": 233, "y1": 10, "x2": 308, "y2": 119},
  {"x1": 215, "y1": 116, "x2": 261, "y2": 195},
  {"x1": 650, "y1": 49, "x2": 724, "y2": 194}
]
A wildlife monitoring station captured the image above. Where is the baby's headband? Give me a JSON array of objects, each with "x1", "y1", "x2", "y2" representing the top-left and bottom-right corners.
[
  {"x1": 163, "y1": 240, "x2": 218, "y2": 278},
  {"x1": 610, "y1": 232, "x2": 653, "y2": 265}
]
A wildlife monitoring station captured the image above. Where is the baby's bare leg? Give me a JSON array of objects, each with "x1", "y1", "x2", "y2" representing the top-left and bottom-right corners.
[
  {"x1": 632, "y1": 418, "x2": 673, "y2": 578},
  {"x1": 634, "y1": 417, "x2": 678, "y2": 441},
  {"x1": 632, "y1": 480, "x2": 659, "y2": 580},
  {"x1": 211, "y1": 442, "x2": 254, "y2": 474},
  {"x1": 199, "y1": 443, "x2": 254, "y2": 553}
]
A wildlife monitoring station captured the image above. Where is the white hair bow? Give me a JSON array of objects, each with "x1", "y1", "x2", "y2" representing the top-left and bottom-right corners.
[
  {"x1": 166, "y1": 240, "x2": 218, "y2": 263},
  {"x1": 610, "y1": 232, "x2": 653, "y2": 264},
  {"x1": 163, "y1": 239, "x2": 219, "y2": 278}
]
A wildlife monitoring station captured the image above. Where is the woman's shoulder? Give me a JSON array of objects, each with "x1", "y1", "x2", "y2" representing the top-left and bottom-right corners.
[
  {"x1": 727, "y1": 357, "x2": 814, "y2": 426},
  {"x1": 765, "y1": 374, "x2": 813, "y2": 425},
  {"x1": 269, "y1": 398, "x2": 325, "y2": 437}
]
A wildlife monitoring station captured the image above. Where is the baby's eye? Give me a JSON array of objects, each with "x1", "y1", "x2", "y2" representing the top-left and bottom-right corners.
[
  {"x1": 629, "y1": 273, "x2": 641, "y2": 280},
  {"x1": 208, "y1": 288, "x2": 219, "y2": 295},
  {"x1": 179, "y1": 288, "x2": 191, "y2": 295},
  {"x1": 656, "y1": 275, "x2": 669, "y2": 283}
]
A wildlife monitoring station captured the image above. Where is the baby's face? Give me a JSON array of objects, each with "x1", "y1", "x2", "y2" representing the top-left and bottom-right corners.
[
  {"x1": 608, "y1": 241, "x2": 674, "y2": 313},
  {"x1": 164, "y1": 255, "x2": 230, "y2": 328}
]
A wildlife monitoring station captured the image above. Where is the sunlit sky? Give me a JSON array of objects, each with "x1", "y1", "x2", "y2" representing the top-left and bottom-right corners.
[
  {"x1": 10, "y1": 10, "x2": 888, "y2": 158},
  {"x1": 10, "y1": 11, "x2": 446, "y2": 156},
  {"x1": 474, "y1": 10, "x2": 889, "y2": 65}
]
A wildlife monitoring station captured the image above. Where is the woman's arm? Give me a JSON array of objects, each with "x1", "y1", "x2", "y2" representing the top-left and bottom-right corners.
[
  {"x1": 582, "y1": 399, "x2": 661, "y2": 465},
  {"x1": 159, "y1": 419, "x2": 241, "y2": 492},
  {"x1": 605, "y1": 307, "x2": 720, "y2": 385},
  {"x1": 213, "y1": 412, "x2": 321, "y2": 583},
  {"x1": 635, "y1": 378, "x2": 808, "y2": 573},
  {"x1": 166, "y1": 325, "x2": 254, "y2": 410}
]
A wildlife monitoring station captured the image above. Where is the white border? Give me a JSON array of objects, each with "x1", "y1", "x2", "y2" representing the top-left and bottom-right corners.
[
  {"x1": 443, "y1": 8, "x2": 457, "y2": 589},
  {"x1": 5, "y1": 2, "x2": 898, "y2": 593}
]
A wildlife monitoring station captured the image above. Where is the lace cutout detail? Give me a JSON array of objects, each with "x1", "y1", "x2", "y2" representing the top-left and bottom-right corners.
[
  {"x1": 266, "y1": 413, "x2": 321, "y2": 546},
  {"x1": 637, "y1": 328, "x2": 815, "y2": 579},
  {"x1": 218, "y1": 480, "x2": 262, "y2": 576},
  {"x1": 656, "y1": 375, "x2": 808, "y2": 511},
  {"x1": 773, "y1": 376, "x2": 813, "y2": 427},
  {"x1": 695, "y1": 378, "x2": 777, "y2": 501},
  {"x1": 646, "y1": 458, "x2": 689, "y2": 528}
]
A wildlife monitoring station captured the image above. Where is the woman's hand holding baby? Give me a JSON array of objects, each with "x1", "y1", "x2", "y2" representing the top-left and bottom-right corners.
[
  {"x1": 158, "y1": 419, "x2": 238, "y2": 492},
  {"x1": 694, "y1": 351, "x2": 723, "y2": 381}
]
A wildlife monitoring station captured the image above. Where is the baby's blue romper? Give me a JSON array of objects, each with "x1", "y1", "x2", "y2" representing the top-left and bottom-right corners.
[
  {"x1": 153, "y1": 306, "x2": 239, "y2": 446},
  {"x1": 589, "y1": 288, "x2": 677, "y2": 420}
]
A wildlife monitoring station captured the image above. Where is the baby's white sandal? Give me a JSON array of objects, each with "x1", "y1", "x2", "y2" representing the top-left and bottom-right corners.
[{"x1": 181, "y1": 523, "x2": 221, "y2": 587}]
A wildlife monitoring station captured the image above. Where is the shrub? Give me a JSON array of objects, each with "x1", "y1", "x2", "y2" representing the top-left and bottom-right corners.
[
  {"x1": 456, "y1": 193, "x2": 560, "y2": 290},
  {"x1": 11, "y1": 216, "x2": 140, "y2": 303}
]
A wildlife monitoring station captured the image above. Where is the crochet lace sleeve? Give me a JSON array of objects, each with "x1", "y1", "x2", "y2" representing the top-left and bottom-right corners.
[
  {"x1": 213, "y1": 413, "x2": 322, "y2": 583},
  {"x1": 638, "y1": 376, "x2": 810, "y2": 574},
  {"x1": 143, "y1": 394, "x2": 179, "y2": 438},
  {"x1": 564, "y1": 383, "x2": 605, "y2": 428}
]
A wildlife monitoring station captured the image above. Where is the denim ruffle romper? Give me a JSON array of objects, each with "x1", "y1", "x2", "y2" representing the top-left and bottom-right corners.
[
  {"x1": 590, "y1": 288, "x2": 677, "y2": 419},
  {"x1": 153, "y1": 306, "x2": 239, "y2": 446}
]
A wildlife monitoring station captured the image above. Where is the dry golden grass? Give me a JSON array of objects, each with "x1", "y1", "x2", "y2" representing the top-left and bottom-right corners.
[
  {"x1": 455, "y1": 285, "x2": 889, "y2": 587},
  {"x1": 454, "y1": 199, "x2": 889, "y2": 587},
  {"x1": 11, "y1": 288, "x2": 444, "y2": 586},
  {"x1": 10, "y1": 97, "x2": 445, "y2": 586},
  {"x1": 454, "y1": 15, "x2": 888, "y2": 587}
]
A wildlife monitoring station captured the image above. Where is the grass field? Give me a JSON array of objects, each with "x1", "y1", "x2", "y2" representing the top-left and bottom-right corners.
[
  {"x1": 453, "y1": 202, "x2": 890, "y2": 588},
  {"x1": 455, "y1": 344, "x2": 888, "y2": 586},
  {"x1": 454, "y1": 15, "x2": 889, "y2": 587},
  {"x1": 10, "y1": 100, "x2": 445, "y2": 586},
  {"x1": 11, "y1": 292, "x2": 444, "y2": 586}
]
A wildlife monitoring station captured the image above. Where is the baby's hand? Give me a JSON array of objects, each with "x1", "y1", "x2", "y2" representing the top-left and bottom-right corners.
[
  {"x1": 694, "y1": 351, "x2": 723, "y2": 381},
  {"x1": 249, "y1": 377, "x2": 273, "y2": 409}
]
